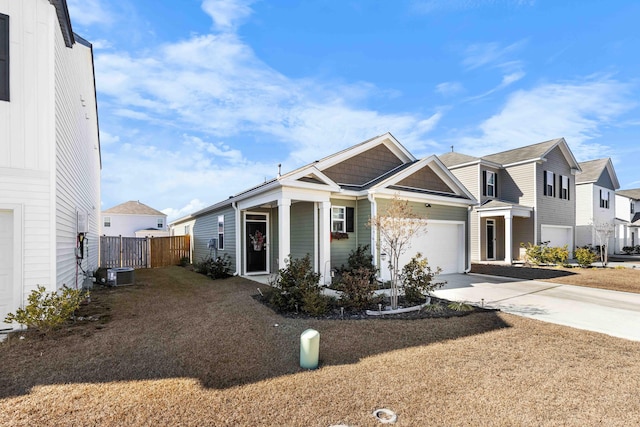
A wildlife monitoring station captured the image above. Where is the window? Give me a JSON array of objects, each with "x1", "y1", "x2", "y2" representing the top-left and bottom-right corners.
[
  {"x1": 218, "y1": 215, "x2": 224, "y2": 250},
  {"x1": 103, "y1": 216, "x2": 111, "y2": 227},
  {"x1": 331, "y1": 206, "x2": 354, "y2": 233},
  {"x1": 631, "y1": 203, "x2": 635, "y2": 214},
  {"x1": 600, "y1": 189, "x2": 610, "y2": 209},
  {"x1": 157, "y1": 218, "x2": 164, "y2": 228},
  {"x1": 485, "y1": 171, "x2": 496, "y2": 197},
  {"x1": 0, "y1": 13, "x2": 9, "y2": 102},
  {"x1": 560, "y1": 175, "x2": 570, "y2": 200},
  {"x1": 184, "y1": 225, "x2": 190, "y2": 234},
  {"x1": 332, "y1": 207, "x2": 345, "y2": 232},
  {"x1": 543, "y1": 171, "x2": 555, "y2": 197}
]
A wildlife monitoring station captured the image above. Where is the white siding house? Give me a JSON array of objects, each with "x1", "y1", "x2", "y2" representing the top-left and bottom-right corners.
[
  {"x1": 615, "y1": 189, "x2": 640, "y2": 252},
  {"x1": 0, "y1": 0, "x2": 101, "y2": 329},
  {"x1": 101, "y1": 201, "x2": 168, "y2": 237}
]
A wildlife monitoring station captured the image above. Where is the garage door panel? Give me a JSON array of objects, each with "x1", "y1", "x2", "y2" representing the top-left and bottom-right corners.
[
  {"x1": 380, "y1": 221, "x2": 464, "y2": 280},
  {"x1": 541, "y1": 225, "x2": 572, "y2": 249}
]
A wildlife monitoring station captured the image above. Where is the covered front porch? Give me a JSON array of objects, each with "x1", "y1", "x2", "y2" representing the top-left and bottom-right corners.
[
  {"x1": 477, "y1": 201, "x2": 533, "y2": 264},
  {"x1": 234, "y1": 189, "x2": 335, "y2": 285}
]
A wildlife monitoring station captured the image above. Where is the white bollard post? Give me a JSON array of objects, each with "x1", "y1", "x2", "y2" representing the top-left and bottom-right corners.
[{"x1": 300, "y1": 328, "x2": 320, "y2": 369}]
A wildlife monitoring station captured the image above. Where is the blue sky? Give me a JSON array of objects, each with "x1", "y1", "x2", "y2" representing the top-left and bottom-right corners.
[{"x1": 67, "y1": 0, "x2": 640, "y2": 220}]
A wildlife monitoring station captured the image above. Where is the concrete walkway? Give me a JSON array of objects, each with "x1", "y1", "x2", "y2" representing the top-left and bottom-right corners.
[{"x1": 432, "y1": 273, "x2": 640, "y2": 342}]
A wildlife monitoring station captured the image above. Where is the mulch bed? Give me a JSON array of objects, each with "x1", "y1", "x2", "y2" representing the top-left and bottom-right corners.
[{"x1": 471, "y1": 262, "x2": 578, "y2": 280}]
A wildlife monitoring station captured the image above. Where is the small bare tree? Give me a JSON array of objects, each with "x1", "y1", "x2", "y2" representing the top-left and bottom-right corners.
[
  {"x1": 368, "y1": 194, "x2": 428, "y2": 309},
  {"x1": 592, "y1": 220, "x2": 615, "y2": 266}
]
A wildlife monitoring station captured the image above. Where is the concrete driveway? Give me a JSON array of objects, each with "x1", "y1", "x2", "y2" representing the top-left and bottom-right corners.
[{"x1": 432, "y1": 273, "x2": 640, "y2": 342}]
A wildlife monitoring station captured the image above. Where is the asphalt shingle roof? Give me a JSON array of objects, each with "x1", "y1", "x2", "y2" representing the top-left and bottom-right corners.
[
  {"x1": 438, "y1": 152, "x2": 480, "y2": 167},
  {"x1": 576, "y1": 158, "x2": 610, "y2": 184},
  {"x1": 482, "y1": 138, "x2": 562, "y2": 165},
  {"x1": 617, "y1": 189, "x2": 640, "y2": 200},
  {"x1": 103, "y1": 201, "x2": 166, "y2": 216}
]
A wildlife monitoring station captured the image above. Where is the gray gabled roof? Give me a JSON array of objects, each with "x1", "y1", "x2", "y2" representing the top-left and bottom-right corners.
[
  {"x1": 576, "y1": 158, "x2": 619, "y2": 188},
  {"x1": 617, "y1": 189, "x2": 640, "y2": 200},
  {"x1": 438, "y1": 152, "x2": 480, "y2": 168},
  {"x1": 103, "y1": 201, "x2": 166, "y2": 216},
  {"x1": 482, "y1": 138, "x2": 563, "y2": 165}
]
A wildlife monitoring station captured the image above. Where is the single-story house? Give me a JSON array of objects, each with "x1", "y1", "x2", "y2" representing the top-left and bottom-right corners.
[{"x1": 170, "y1": 133, "x2": 477, "y2": 284}]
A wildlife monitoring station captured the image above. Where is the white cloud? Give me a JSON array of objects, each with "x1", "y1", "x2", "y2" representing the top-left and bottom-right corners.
[
  {"x1": 162, "y1": 199, "x2": 207, "y2": 221},
  {"x1": 455, "y1": 77, "x2": 635, "y2": 159},
  {"x1": 67, "y1": 0, "x2": 112, "y2": 27},
  {"x1": 462, "y1": 40, "x2": 527, "y2": 71},
  {"x1": 436, "y1": 81, "x2": 464, "y2": 97},
  {"x1": 201, "y1": 0, "x2": 255, "y2": 32}
]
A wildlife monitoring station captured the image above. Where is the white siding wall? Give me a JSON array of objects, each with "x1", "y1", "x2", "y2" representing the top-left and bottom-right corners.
[
  {"x1": 575, "y1": 184, "x2": 593, "y2": 248},
  {"x1": 615, "y1": 194, "x2": 631, "y2": 222},
  {"x1": 54, "y1": 19, "x2": 101, "y2": 289},
  {"x1": 102, "y1": 214, "x2": 167, "y2": 237},
  {"x1": 0, "y1": 0, "x2": 58, "y2": 309}
]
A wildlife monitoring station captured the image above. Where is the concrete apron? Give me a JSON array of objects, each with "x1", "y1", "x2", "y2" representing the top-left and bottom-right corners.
[{"x1": 432, "y1": 273, "x2": 640, "y2": 342}]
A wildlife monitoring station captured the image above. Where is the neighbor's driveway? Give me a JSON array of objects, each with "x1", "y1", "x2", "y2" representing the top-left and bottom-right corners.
[{"x1": 433, "y1": 274, "x2": 640, "y2": 342}]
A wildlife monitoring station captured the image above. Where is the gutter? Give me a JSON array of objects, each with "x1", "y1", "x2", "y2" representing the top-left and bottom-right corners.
[
  {"x1": 465, "y1": 205, "x2": 472, "y2": 273},
  {"x1": 368, "y1": 192, "x2": 378, "y2": 268},
  {"x1": 232, "y1": 201, "x2": 241, "y2": 275}
]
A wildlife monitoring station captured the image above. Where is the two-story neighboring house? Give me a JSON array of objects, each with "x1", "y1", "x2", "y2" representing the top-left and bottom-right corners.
[
  {"x1": 614, "y1": 189, "x2": 640, "y2": 251},
  {"x1": 440, "y1": 138, "x2": 581, "y2": 263},
  {"x1": 1, "y1": 0, "x2": 101, "y2": 328},
  {"x1": 101, "y1": 201, "x2": 168, "y2": 237},
  {"x1": 575, "y1": 158, "x2": 619, "y2": 254}
]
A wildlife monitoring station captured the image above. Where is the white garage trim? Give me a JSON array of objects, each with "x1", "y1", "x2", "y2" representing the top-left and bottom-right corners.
[
  {"x1": 540, "y1": 224, "x2": 573, "y2": 254},
  {"x1": 0, "y1": 204, "x2": 23, "y2": 331},
  {"x1": 380, "y1": 219, "x2": 465, "y2": 280}
]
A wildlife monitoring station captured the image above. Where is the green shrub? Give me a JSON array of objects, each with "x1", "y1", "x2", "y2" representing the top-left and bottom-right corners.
[
  {"x1": 400, "y1": 253, "x2": 444, "y2": 305},
  {"x1": 521, "y1": 242, "x2": 569, "y2": 265},
  {"x1": 575, "y1": 247, "x2": 597, "y2": 268},
  {"x1": 4, "y1": 285, "x2": 87, "y2": 332},
  {"x1": 269, "y1": 255, "x2": 327, "y2": 315},
  {"x1": 337, "y1": 267, "x2": 381, "y2": 310},
  {"x1": 194, "y1": 254, "x2": 232, "y2": 279}
]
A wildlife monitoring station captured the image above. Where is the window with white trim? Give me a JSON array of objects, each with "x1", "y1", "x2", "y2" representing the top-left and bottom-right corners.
[
  {"x1": 103, "y1": 216, "x2": 111, "y2": 227},
  {"x1": 332, "y1": 207, "x2": 345, "y2": 232},
  {"x1": 218, "y1": 215, "x2": 224, "y2": 249},
  {"x1": 185, "y1": 225, "x2": 190, "y2": 234},
  {"x1": 600, "y1": 189, "x2": 610, "y2": 209},
  {"x1": 631, "y1": 202, "x2": 635, "y2": 214},
  {"x1": 487, "y1": 171, "x2": 496, "y2": 197},
  {"x1": 544, "y1": 171, "x2": 555, "y2": 196},
  {"x1": 157, "y1": 218, "x2": 164, "y2": 228},
  {"x1": 560, "y1": 175, "x2": 570, "y2": 200}
]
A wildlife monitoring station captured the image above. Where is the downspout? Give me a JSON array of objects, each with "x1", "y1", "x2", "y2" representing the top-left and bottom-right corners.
[
  {"x1": 368, "y1": 192, "x2": 378, "y2": 269},
  {"x1": 232, "y1": 201, "x2": 241, "y2": 275},
  {"x1": 465, "y1": 205, "x2": 472, "y2": 273}
]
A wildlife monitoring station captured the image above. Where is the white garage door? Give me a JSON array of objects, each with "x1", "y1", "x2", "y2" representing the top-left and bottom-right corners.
[
  {"x1": 380, "y1": 220, "x2": 465, "y2": 280},
  {"x1": 0, "y1": 210, "x2": 14, "y2": 329},
  {"x1": 540, "y1": 225, "x2": 573, "y2": 250}
]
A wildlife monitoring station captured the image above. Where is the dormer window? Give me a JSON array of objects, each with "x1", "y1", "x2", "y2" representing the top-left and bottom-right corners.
[
  {"x1": 632, "y1": 203, "x2": 635, "y2": 214},
  {"x1": 482, "y1": 170, "x2": 497, "y2": 198},
  {"x1": 600, "y1": 189, "x2": 610, "y2": 209}
]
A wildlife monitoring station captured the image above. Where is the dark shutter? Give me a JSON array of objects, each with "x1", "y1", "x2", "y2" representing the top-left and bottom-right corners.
[
  {"x1": 543, "y1": 171, "x2": 548, "y2": 196},
  {"x1": 600, "y1": 189, "x2": 603, "y2": 208},
  {"x1": 346, "y1": 207, "x2": 355, "y2": 233},
  {"x1": 494, "y1": 173, "x2": 498, "y2": 197},
  {"x1": 482, "y1": 170, "x2": 487, "y2": 196},
  {"x1": 0, "y1": 13, "x2": 9, "y2": 102},
  {"x1": 557, "y1": 174, "x2": 560, "y2": 198},
  {"x1": 553, "y1": 173, "x2": 557, "y2": 197},
  {"x1": 567, "y1": 177, "x2": 570, "y2": 200}
]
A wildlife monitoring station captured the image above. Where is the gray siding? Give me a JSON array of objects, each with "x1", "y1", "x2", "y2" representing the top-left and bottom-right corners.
[
  {"x1": 357, "y1": 198, "x2": 371, "y2": 248},
  {"x1": 330, "y1": 198, "x2": 358, "y2": 268},
  {"x1": 596, "y1": 170, "x2": 615, "y2": 190},
  {"x1": 502, "y1": 163, "x2": 535, "y2": 206},
  {"x1": 449, "y1": 165, "x2": 479, "y2": 200},
  {"x1": 536, "y1": 146, "x2": 576, "y2": 240},
  {"x1": 193, "y1": 205, "x2": 236, "y2": 273},
  {"x1": 290, "y1": 202, "x2": 314, "y2": 264}
]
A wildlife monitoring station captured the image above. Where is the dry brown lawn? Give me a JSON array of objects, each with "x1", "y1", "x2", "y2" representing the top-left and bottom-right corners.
[
  {"x1": 472, "y1": 263, "x2": 640, "y2": 294},
  {"x1": 1, "y1": 266, "x2": 639, "y2": 426}
]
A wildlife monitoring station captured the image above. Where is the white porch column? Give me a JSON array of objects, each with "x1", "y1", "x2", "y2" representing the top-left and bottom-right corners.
[
  {"x1": 278, "y1": 198, "x2": 291, "y2": 270},
  {"x1": 504, "y1": 213, "x2": 513, "y2": 264},
  {"x1": 318, "y1": 201, "x2": 331, "y2": 285}
]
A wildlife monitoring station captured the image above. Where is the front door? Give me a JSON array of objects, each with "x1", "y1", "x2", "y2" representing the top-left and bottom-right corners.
[
  {"x1": 486, "y1": 219, "x2": 496, "y2": 260},
  {"x1": 245, "y1": 213, "x2": 268, "y2": 274}
]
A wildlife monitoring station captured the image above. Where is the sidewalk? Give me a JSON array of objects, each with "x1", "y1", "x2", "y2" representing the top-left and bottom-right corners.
[{"x1": 433, "y1": 273, "x2": 640, "y2": 342}]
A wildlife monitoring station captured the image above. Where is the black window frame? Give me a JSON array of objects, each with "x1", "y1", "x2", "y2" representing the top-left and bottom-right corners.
[
  {"x1": 0, "y1": 13, "x2": 9, "y2": 102},
  {"x1": 543, "y1": 170, "x2": 555, "y2": 197},
  {"x1": 482, "y1": 170, "x2": 498, "y2": 198}
]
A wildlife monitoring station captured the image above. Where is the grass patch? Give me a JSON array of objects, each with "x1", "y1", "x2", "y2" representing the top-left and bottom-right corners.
[{"x1": 1, "y1": 266, "x2": 639, "y2": 426}]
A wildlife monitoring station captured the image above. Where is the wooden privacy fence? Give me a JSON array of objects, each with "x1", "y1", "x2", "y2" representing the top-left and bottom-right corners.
[{"x1": 100, "y1": 235, "x2": 190, "y2": 269}]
